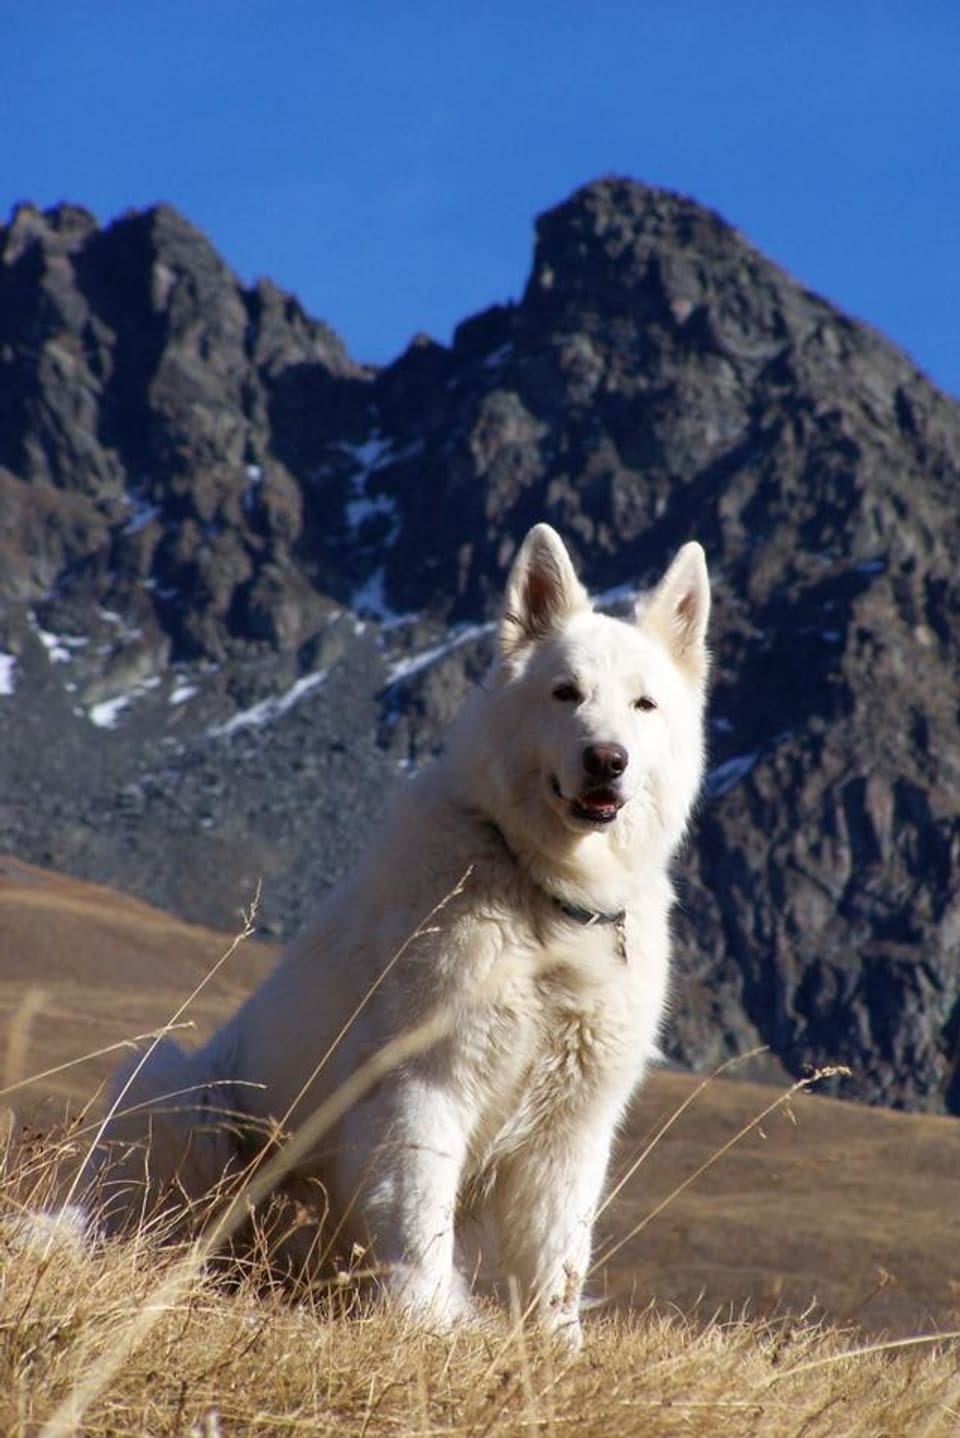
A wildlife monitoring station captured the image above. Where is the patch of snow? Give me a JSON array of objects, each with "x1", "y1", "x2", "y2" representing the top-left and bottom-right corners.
[
  {"x1": 338, "y1": 433, "x2": 395, "y2": 471},
  {"x1": 386, "y1": 622, "x2": 493, "y2": 687},
  {"x1": 339, "y1": 432, "x2": 423, "y2": 471},
  {"x1": 0, "y1": 653, "x2": 16, "y2": 696},
  {"x1": 170, "y1": 681, "x2": 198, "y2": 706},
  {"x1": 94, "y1": 608, "x2": 144, "y2": 645},
  {"x1": 208, "y1": 669, "x2": 329, "y2": 739},
  {"x1": 89, "y1": 694, "x2": 132, "y2": 729},
  {"x1": 335, "y1": 430, "x2": 425, "y2": 622},
  {"x1": 351, "y1": 568, "x2": 415, "y2": 627},
  {"x1": 86, "y1": 675, "x2": 160, "y2": 729},
  {"x1": 33, "y1": 624, "x2": 89, "y2": 664},
  {"x1": 481, "y1": 343, "x2": 513, "y2": 370},
  {"x1": 705, "y1": 753, "x2": 759, "y2": 799},
  {"x1": 243, "y1": 464, "x2": 264, "y2": 516},
  {"x1": 124, "y1": 499, "x2": 161, "y2": 535},
  {"x1": 593, "y1": 580, "x2": 639, "y2": 611},
  {"x1": 341, "y1": 432, "x2": 422, "y2": 541},
  {"x1": 346, "y1": 490, "x2": 398, "y2": 533}
]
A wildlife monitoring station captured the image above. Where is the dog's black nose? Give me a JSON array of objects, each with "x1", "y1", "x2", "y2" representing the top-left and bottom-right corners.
[{"x1": 582, "y1": 743, "x2": 628, "y2": 781}]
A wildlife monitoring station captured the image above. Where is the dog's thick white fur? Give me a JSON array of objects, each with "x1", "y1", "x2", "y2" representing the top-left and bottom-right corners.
[{"x1": 99, "y1": 524, "x2": 710, "y2": 1347}]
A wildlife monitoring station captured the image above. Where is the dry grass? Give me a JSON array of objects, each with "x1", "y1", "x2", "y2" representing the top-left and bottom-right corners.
[
  {"x1": 3, "y1": 1052, "x2": 959, "y2": 1436},
  {"x1": 1, "y1": 1126, "x2": 959, "y2": 1438}
]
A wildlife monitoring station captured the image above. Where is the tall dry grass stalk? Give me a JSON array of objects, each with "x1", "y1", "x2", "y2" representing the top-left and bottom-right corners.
[{"x1": 2, "y1": 890, "x2": 959, "y2": 1436}]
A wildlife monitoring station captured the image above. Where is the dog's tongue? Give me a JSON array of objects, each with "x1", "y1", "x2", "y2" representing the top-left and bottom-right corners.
[{"x1": 581, "y1": 791, "x2": 618, "y2": 819}]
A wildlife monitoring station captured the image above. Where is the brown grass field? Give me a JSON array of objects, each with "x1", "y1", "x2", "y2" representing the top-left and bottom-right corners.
[{"x1": 2, "y1": 853, "x2": 959, "y2": 1436}]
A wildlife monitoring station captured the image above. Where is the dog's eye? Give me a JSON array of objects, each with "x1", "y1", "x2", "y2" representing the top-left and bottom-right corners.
[
  {"x1": 552, "y1": 682, "x2": 582, "y2": 703},
  {"x1": 634, "y1": 696, "x2": 657, "y2": 713}
]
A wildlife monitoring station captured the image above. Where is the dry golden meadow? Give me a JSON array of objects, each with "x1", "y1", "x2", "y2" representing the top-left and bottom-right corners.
[{"x1": 2, "y1": 854, "x2": 960, "y2": 1436}]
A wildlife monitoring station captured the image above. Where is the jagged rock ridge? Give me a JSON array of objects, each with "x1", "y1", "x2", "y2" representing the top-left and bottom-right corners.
[{"x1": 1, "y1": 179, "x2": 958, "y2": 1113}]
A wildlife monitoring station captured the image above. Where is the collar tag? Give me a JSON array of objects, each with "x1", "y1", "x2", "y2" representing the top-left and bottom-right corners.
[{"x1": 554, "y1": 897, "x2": 628, "y2": 963}]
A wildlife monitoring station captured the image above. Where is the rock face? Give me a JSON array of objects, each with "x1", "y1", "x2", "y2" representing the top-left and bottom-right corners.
[{"x1": 1, "y1": 179, "x2": 958, "y2": 1113}]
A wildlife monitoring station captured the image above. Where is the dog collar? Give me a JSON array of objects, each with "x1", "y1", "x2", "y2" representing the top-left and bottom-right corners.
[
  {"x1": 488, "y1": 822, "x2": 628, "y2": 962},
  {"x1": 555, "y1": 899, "x2": 628, "y2": 963},
  {"x1": 554, "y1": 897, "x2": 626, "y2": 927}
]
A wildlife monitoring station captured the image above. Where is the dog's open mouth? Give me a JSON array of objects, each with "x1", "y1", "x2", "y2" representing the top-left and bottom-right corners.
[{"x1": 551, "y1": 776, "x2": 623, "y2": 827}]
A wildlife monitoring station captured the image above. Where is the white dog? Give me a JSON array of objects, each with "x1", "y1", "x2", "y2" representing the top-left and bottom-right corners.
[{"x1": 99, "y1": 523, "x2": 710, "y2": 1347}]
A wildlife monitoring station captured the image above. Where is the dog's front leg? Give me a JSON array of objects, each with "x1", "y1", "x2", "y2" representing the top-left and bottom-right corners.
[
  {"x1": 336, "y1": 1078, "x2": 470, "y2": 1327},
  {"x1": 492, "y1": 1123, "x2": 614, "y2": 1350}
]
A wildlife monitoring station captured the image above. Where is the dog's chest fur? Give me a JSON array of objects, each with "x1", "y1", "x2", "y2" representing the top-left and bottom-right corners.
[{"x1": 453, "y1": 916, "x2": 662, "y2": 1205}]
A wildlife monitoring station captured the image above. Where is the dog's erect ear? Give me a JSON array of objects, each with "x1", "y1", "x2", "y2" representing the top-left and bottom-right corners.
[
  {"x1": 639, "y1": 542, "x2": 710, "y2": 674},
  {"x1": 500, "y1": 524, "x2": 591, "y2": 659}
]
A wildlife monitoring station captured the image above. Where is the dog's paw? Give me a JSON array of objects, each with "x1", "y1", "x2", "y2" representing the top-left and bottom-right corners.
[
  {"x1": 543, "y1": 1310, "x2": 584, "y2": 1354},
  {"x1": 2, "y1": 1203, "x2": 93, "y2": 1257},
  {"x1": 385, "y1": 1263, "x2": 472, "y2": 1333}
]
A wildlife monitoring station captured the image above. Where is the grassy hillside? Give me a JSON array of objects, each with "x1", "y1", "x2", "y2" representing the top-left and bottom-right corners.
[
  {"x1": 2, "y1": 1192, "x2": 958, "y2": 1438},
  {"x1": 2, "y1": 855, "x2": 959, "y2": 1435},
  {"x1": 600, "y1": 1069, "x2": 960, "y2": 1338},
  {"x1": 0, "y1": 854, "x2": 276, "y2": 1112}
]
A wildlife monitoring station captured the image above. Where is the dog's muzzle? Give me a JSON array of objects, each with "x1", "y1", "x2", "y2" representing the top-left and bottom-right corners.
[{"x1": 550, "y1": 775, "x2": 624, "y2": 827}]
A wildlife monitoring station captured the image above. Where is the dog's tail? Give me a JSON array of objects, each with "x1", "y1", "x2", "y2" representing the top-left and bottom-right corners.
[{"x1": 91, "y1": 1038, "x2": 244, "y2": 1236}]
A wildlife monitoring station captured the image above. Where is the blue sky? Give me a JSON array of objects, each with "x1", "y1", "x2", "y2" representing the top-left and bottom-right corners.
[{"x1": 3, "y1": 3, "x2": 958, "y2": 396}]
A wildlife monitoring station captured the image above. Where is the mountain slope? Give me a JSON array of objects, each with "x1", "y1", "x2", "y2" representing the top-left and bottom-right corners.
[{"x1": 1, "y1": 179, "x2": 958, "y2": 1112}]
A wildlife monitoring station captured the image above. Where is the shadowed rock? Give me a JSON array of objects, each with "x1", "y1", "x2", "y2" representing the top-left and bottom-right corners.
[{"x1": 1, "y1": 179, "x2": 958, "y2": 1114}]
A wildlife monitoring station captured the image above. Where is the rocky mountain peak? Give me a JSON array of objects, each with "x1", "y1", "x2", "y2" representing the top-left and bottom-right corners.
[
  {"x1": 1, "y1": 180, "x2": 958, "y2": 1115},
  {"x1": 527, "y1": 178, "x2": 743, "y2": 309}
]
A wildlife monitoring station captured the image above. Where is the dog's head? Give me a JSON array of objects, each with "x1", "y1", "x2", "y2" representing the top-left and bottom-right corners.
[{"x1": 490, "y1": 524, "x2": 710, "y2": 858}]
